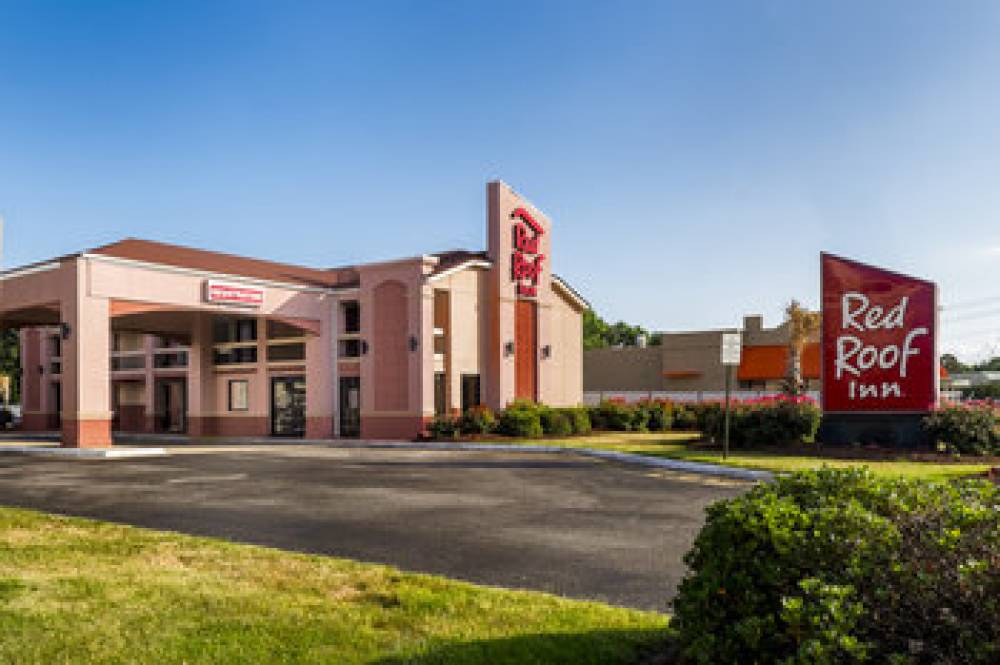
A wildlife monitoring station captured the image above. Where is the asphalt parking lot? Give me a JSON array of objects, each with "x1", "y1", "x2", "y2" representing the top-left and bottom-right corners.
[{"x1": 0, "y1": 446, "x2": 748, "y2": 610}]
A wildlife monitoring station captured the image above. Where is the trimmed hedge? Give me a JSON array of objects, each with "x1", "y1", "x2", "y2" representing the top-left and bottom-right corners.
[
  {"x1": 496, "y1": 400, "x2": 544, "y2": 438},
  {"x1": 701, "y1": 395, "x2": 821, "y2": 447},
  {"x1": 923, "y1": 402, "x2": 999, "y2": 455},
  {"x1": 673, "y1": 468, "x2": 1000, "y2": 664}
]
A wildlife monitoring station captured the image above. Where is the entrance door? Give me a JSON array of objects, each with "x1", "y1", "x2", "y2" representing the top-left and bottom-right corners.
[
  {"x1": 156, "y1": 379, "x2": 187, "y2": 433},
  {"x1": 339, "y1": 377, "x2": 360, "y2": 438},
  {"x1": 514, "y1": 299, "x2": 538, "y2": 401},
  {"x1": 271, "y1": 376, "x2": 306, "y2": 437}
]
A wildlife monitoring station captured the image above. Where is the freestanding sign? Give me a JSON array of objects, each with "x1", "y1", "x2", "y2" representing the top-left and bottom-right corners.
[
  {"x1": 720, "y1": 331, "x2": 741, "y2": 459},
  {"x1": 820, "y1": 253, "x2": 939, "y2": 445}
]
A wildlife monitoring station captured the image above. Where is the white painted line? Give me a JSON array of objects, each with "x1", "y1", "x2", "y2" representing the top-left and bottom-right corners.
[{"x1": 0, "y1": 446, "x2": 168, "y2": 459}]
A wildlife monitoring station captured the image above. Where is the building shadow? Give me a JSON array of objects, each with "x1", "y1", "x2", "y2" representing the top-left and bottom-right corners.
[{"x1": 371, "y1": 628, "x2": 671, "y2": 665}]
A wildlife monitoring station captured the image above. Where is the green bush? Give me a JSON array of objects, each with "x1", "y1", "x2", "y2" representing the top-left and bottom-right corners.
[
  {"x1": 540, "y1": 408, "x2": 574, "y2": 437},
  {"x1": 459, "y1": 405, "x2": 496, "y2": 436},
  {"x1": 923, "y1": 402, "x2": 999, "y2": 455},
  {"x1": 426, "y1": 415, "x2": 459, "y2": 440},
  {"x1": 672, "y1": 403, "x2": 699, "y2": 431},
  {"x1": 672, "y1": 468, "x2": 1000, "y2": 664},
  {"x1": 593, "y1": 400, "x2": 636, "y2": 431},
  {"x1": 701, "y1": 396, "x2": 821, "y2": 447},
  {"x1": 497, "y1": 401, "x2": 543, "y2": 438},
  {"x1": 564, "y1": 407, "x2": 592, "y2": 436},
  {"x1": 646, "y1": 402, "x2": 673, "y2": 432}
]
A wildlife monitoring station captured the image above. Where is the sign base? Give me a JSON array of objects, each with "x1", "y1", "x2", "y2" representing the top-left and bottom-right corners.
[{"x1": 818, "y1": 413, "x2": 932, "y2": 449}]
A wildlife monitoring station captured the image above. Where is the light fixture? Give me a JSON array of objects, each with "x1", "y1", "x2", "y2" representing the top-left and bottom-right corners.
[
  {"x1": 60, "y1": 322, "x2": 71, "y2": 340},
  {"x1": 408, "y1": 335, "x2": 419, "y2": 352},
  {"x1": 360, "y1": 340, "x2": 369, "y2": 355},
  {"x1": 504, "y1": 341, "x2": 515, "y2": 357},
  {"x1": 541, "y1": 344, "x2": 552, "y2": 359}
]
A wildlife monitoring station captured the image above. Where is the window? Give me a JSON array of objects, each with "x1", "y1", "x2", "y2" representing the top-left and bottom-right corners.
[
  {"x1": 267, "y1": 343, "x2": 306, "y2": 362},
  {"x1": 338, "y1": 339, "x2": 362, "y2": 358},
  {"x1": 213, "y1": 347, "x2": 258, "y2": 365},
  {"x1": 213, "y1": 318, "x2": 258, "y2": 343},
  {"x1": 342, "y1": 301, "x2": 360, "y2": 334},
  {"x1": 461, "y1": 374, "x2": 481, "y2": 412},
  {"x1": 434, "y1": 372, "x2": 447, "y2": 416},
  {"x1": 267, "y1": 320, "x2": 301, "y2": 340},
  {"x1": 228, "y1": 380, "x2": 249, "y2": 411},
  {"x1": 49, "y1": 335, "x2": 61, "y2": 358}
]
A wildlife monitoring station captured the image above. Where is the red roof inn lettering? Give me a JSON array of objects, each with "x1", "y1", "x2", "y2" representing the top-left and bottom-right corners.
[
  {"x1": 821, "y1": 253, "x2": 938, "y2": 413},
  {"x1": 511, "y1": 206, "x2": 546, "y2": 297},
  {"x1": 205, "y1": 279, "x2": 264, "y2": 308}
]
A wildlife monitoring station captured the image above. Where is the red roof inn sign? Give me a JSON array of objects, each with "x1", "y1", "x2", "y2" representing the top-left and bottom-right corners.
[
  {"x1": 821, "y1": 253, "x2": 939, "y2": 414},
  {"x1": 510, "y1": 207, "x2": 546, "y2": 297},
  {"x1": 204, "y1": 279, "x2": 264, "y2": 308}
]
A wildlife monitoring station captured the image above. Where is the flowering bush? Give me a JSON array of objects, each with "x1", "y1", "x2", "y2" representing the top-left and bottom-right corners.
[
  {"x1": 923, "y1": 401, "x2": 999, "y2": 455},
  {"x1": 673, "y1": 468, "x2": 1000, "y2": 664},
  {"x1": 701, "y1": 394, "x2": 821, "y2": 447},
  {"x1": 459, "y1": 405, "x2": 496, "y2": 435}
]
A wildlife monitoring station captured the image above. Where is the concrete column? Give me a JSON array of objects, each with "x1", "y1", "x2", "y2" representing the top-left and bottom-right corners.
[
  {"x1": 60, "y1": 259, "x2": 112, "y2": 448},
  {"x1": 187, "y1": 313, "x2": 215, "y2": 437},
  {"x1": 305, "y1": 304, "x2": 334, "y2": 439},
  {"x1": 331, "y1": 299, "x2": 341, "y2": 438},
  {"x1": 143, "y1": 335, "x2": 156, "y2": 433}
]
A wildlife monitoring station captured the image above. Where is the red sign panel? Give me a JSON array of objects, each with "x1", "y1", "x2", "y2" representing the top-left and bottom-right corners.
[
  {"x1": 205, "y1": 280, "x2": 264, "y2": 307},
  {"x1": 821, "y1": 253, "x2": 938, "y2": 413},
  {"x1": 510, "y1": 207, "x2": 546, "y2": 297}
]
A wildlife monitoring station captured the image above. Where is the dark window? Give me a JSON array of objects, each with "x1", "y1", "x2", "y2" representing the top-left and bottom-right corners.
[
  {"x1": 434, "y1": 372, "x2": 447, "y2": 416},
  {"x1": 338, "y1": 339, "x2": 361, "y2": 358},
  {"x1": 342, "y1": 301, "x2": 360, "y2": 334},
  {"x1": 111, "y1": 355, "x2": 145, "y2": 371},
  {"x1": 267, "y1": 343, "x2": 306, "y2": 362},
  {"x1": 461, "y1": 374, "x2": 481, "y2": 412},
  {"x1": 213, "y1": 346, "x2": 258, "y2": 365},
  {"x1": 49, "y1": 335, "x2": 61, "y2": 357},
  {"x1": 213, "y1": 318, "x2": 257, "y2": 343},
  {"x1": 228, "y1": 380, "x2": 249, "y2": 411},
  {"x1": 154, "y1": 351, "x2": 189, "y2": 368}
]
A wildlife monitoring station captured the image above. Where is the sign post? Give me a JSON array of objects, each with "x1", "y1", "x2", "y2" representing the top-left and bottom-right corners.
[{"x1": 720, "y1": 332, "x2": 742, "y2": 460}]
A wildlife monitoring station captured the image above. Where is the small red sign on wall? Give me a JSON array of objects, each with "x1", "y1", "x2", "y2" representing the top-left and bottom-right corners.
[
  {"x1": 205, "y1": 279, "x2": 264, "y2": 308},
  {"x1": 510, "y1": 207, "x2": 545, "y2": 297},
  {"x1": 821, "y1": 253, "x2": 938, "y2": 413}
]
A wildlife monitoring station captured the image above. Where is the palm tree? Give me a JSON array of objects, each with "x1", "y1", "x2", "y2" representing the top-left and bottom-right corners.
[{"x1": 784, "y1": 300, "x2": 820, "y2": 396}]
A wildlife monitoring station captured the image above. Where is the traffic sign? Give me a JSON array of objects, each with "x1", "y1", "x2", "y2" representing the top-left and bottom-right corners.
[{"x1": 721, "y1": 332, "x2": 741, "y2": 365}]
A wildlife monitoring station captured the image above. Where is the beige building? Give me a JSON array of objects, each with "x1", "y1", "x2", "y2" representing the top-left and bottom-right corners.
[{"x1": 584, "y1": 315, "x2": 819, "y2": 394}]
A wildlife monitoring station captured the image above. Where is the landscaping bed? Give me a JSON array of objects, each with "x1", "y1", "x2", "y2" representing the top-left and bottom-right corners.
[{"x1": 0, "y1": 506, "x2": 667, "y2": 664}]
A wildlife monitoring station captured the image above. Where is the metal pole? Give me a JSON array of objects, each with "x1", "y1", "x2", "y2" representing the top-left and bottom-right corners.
[{"x1": 723, "y1": 364, "x2": 731, "y2": 460}]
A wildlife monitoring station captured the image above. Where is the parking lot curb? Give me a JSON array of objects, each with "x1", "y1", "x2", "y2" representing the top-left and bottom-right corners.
[{"x1": 341, "y1": 441, "x2": 774, "y2": 482}]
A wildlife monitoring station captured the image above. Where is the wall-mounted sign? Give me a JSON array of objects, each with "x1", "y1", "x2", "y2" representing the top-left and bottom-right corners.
[
  {"x1": 204, "y1": 279, "x2": 264, "y2": 308},
  {"x1": 821, "y1": 253, "x2": 938, "y2": 413},
  {"x1": 510, "y1": 206, "x2": 546, "y2": 297}
]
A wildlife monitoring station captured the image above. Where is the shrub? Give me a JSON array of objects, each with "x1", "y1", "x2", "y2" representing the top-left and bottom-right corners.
[
  {"x1": 594, "y1": 400, "x2": 635, "y2": 431},
  {"x1": 672, "y1": 403, "x2": 699, "y2": 431},
  {"x1": 564, "y1": 406, "x2": 592, "y2": 436},
  {"x1": 923, "y1": 402, "x2": 999, "y2": 455},
  {"x1": 540, "y1": 408, "x2": 574, "y2": 437},
  {"x1": 646, "y1": 401, "x2": 673, "y2": 432},
  {"x1": 672, "y1": 468, "x2": 1000, "y2": 664},
  {"x1": 0, "y1": 409, "x2": 11, "y2": 429},
  {"x1": 459, "y1": 405, "x2": 496, "y2": 436},
  {"x1": 701, "y1": 395, "x2": 821, "y2": 447},
  {"x1": 497, "y1": 401, "x2": 543, "y2": 438},
  {"x1": 426, "y1": 415, "x2": 459, "y2": 440}
]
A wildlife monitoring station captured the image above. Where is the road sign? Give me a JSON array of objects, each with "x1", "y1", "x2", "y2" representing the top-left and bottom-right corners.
[{"x1": 721, "y1": 332, "x2": 741, "y2": 365}]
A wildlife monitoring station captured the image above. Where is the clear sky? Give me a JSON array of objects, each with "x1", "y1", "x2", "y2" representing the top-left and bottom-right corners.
[{"x1": 2, "y1": 1, "x2": 999, "y2": 361}]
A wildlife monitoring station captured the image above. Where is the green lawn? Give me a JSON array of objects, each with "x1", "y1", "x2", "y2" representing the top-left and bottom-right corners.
[
  {"x1": 530, "y1": 432, "x2": 995, "y2": 481},
  {"x1": 0, "y1": 507, "x2": 667, "y2": 664}
]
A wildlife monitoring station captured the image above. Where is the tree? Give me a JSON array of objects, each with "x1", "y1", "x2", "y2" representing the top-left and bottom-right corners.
[
  {"x1": 783, "y1": 300, "x2": 820, "y2": 396},
  {"x1": 940, "y1": 353, "x2": 970, "y2": 374},
  {"x1": 583, "y1": 309, "x2": 660, "y2": 350}
]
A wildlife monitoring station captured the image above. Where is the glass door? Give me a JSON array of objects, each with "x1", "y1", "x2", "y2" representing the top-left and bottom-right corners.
[
  {"x1": 271, "y1": 376, "x2": 306, "y2": 437},
  {"x1": 339, "y1": 377, "x2": 360, "y2": 438}
]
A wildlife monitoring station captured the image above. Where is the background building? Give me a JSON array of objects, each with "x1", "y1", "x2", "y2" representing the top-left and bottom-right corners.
[{"x1": 584, "y1": 315, "x2": 819, "y2": 400}]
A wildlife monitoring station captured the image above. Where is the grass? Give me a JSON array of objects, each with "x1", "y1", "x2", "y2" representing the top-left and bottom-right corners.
[
  {"x1": 0, "y1": 507, "x2": 667, "y2": 664},
  {"x1": 525, "y1": 432, "x2": 995, "y2": 481}
]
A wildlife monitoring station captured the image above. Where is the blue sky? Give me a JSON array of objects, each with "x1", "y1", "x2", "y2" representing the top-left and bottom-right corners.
[{"x1": 2, "y1": 1, "x2": 999, "y2": 360}]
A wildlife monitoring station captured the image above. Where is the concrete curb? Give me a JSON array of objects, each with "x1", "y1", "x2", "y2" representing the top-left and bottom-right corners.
[
  {"x1": 340, "y1": 441, "x2": 774, "y2": 482},
  {"x1": 0, "y1": 446, "x2": 168, "y2": 459}
]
